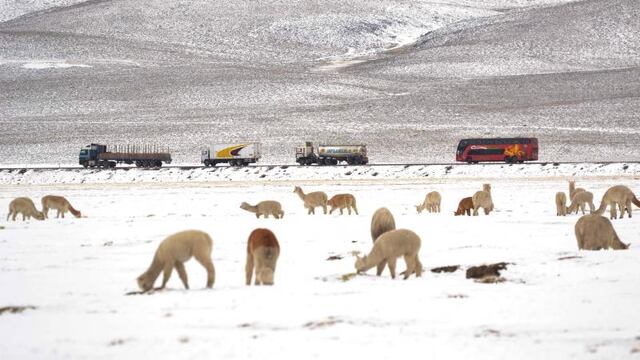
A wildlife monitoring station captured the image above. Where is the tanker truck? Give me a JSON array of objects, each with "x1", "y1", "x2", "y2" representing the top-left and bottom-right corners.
[{"x1": 295, "y1": 142, "x2": 368, "y2": 165}]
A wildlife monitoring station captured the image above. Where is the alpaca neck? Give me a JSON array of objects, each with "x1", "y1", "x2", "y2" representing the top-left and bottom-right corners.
[
  {"x1": 68, "y1": 205, "x2": 80, "y2": 217},
  {"x1": 295, "y1": 190, "x2": 306, "y2": 201},
  {"x1": 144, "y1": 255, "x2": 164, "y2": 284},
  {"x1": 359, "y1": 246, "x2": 384, "y2": 272}
]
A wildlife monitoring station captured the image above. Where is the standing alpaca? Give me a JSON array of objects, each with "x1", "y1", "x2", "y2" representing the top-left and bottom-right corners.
[
  {"x1": 245, "y1": 228, "x2": 280, "y2": 285},
  {"x1": 575, "y1": 214, "x2": 628, "y2": 250},
  {"x1": 472, "y1": 184, "x2": 494, "y2": 216},
  {"x1": 369, "y1": 207, "x2": 396, "y2": 276},
  {"x1": 555, "y1": 192, "x2": 568, "y2": 216},
  {"x1": 567, "y1": 191, "x2": 595, "y2": 215},
  {"x1": 454, "y1": 197, "x2": 473, "y2": 216},
  {"x1": 355, "y1": 229, "x2": 422, "y2": 280},
  {"x1": 416, "y1": 191, "x2": 441, "y2": 213},
  {"x1": 328, "y1": 194, "x2": 358, "y2": 215},
  {"x1": 7, "y1": 197, "x2": 45, "y2": 221},
  {"x1": 136, "y1": 230, "x2": 215, "y2": 292},
  {"x1": 293, "y1": 186, "x2": 328, "y2": 215},
  {"x1": 240, "y1": 201, "x2": 284, "y2": 219},
  {"x1": 41, "y1": 195, "x2": 81, "y2": 219},
  {"x1": 569, "y1": 180, "x2": 585, "y2": 199},
  {"x1": 593, "y1": 185, "x2": 640, "y2": 219}
]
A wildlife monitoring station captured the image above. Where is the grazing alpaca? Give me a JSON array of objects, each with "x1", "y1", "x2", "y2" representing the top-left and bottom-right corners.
[
  {"x1": 41, "y1": 195, "x2": 81, "y2": 219},
  {"x1": 416, "y1": 191, "x2": 441, "y2": 213},
  {"x1": 593, "y1": 185, "x2": 640, "y2": 219},
  {"x1": 555, "y1": 192, "x2": 568, "y2": 216},
  {"x1": 240, "y1": 201, "x2": 284, "y2": 219},
  {"x1": 567, "y1": 191, "x2": 595, "y2": 215},
  {"x1": 355, "y1": 229, "x2": 422, "y2": 280},
  {"x1": 454, "y1": 197, "x2": 474, "y2": 216},
  {"x1": 569, "y1": 180, "x2": 585, "y2": 199},
  {"x1": 293, "y1": 186, "x2": 328, "y2": 215},
  {"x1": 472, "y1": 184, "x2": 494, "y2": 216},
  {"x1": 370, "y1": 207, "x2": 396, "y2": 276},
  {"x1": 7, "y1": 197, "x2": 45, "y2": 221},
  {"x1": 137, "y1": 230, "x2": 215, "y2": 292},
  {"x1": 328, "y1": 193, "x2": 358, "y2": 215},
  {"x1": 245, "y1": 228, "x2": 280, "y2": 285},
  {"x1": 575, "y1": 214, "x2": 628, "y2": 250}
]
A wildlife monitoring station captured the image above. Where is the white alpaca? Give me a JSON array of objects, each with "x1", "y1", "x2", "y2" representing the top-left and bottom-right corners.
[
  {"x1": 355, "y1": 229, "x2": 422, "y2": 279},
  {"x1": 472, "y1": 184, "x2": 494, "y2": 216},
  {"x1": 416, "y1": 191, "x2": 441, "y2": 213}
]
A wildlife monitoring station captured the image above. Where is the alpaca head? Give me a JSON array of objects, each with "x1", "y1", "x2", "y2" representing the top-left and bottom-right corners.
[
  {"x1": 354, "y1": 255, "x2": 367, "y2": 272},
  {"x1": 72, "y1": 210, "x2": 82, "y2": 218},
  {"x1": 293, "y1": 186, "x2": 301, "y2": 194},
  {"x1": 256, "y1": 268, "x2": 275, "y2": 285},
  {"x1": 415, "y1": 205, "x2": 423, "y2": 214},
  {"x1": 483, "y1": 184, "x2": 491, "y2": 193},
  {"x1": 34, "y1": 211, "x2": 45, "y2": 221},
  {"x1": 137, "y1": 273, "x2": 153, "y2": 292},
  {"x1": 240, "y1": 202, "x2": 250, "y2": 210}
]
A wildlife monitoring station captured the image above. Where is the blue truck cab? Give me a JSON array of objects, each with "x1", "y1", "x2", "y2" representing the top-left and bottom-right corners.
[{"x1": 79, "y1": 144, "x2": 107, "y2": 167}]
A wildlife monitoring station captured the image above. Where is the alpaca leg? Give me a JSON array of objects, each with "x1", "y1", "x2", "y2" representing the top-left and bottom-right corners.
[
  {"x1": 353, "y1": 204, "x2": 358, "y2": 215},
  {"x1": 414, "y1": 256, "x2": 423, "y2": 277},
  {"x1": 387, "y1": 258, "x2": 397, "y2": 279},
  {"x1": 175, "y1": 262, "x2": 189, "y2": 289},
  {"x1": 473, "y1": 206, "x2": 479, "y2": 216},
  {"x1": 610, "y1": 203, "x2": 617, "y2": 220},
  {"x1": 347, "y1": 206, "x2": 351, "y2": 215},
  {"x1": 195, "y1": 252, "x2": 215, "y2": 288},
  {"x1": 159, "y1": 264, "x2": 174, "y2": 289},
  {"x1": 340, "y1": 208, "x2": 344, "y2": 215},
  {"x1": 245, "y1": 253, "x2": 254, "y2": 285},
  {"x1": 323, "y1": 204, "x2": 327, "y2": 214},
  {"x1": 626, "y1": 199, "x2": 632, "y2": 218},
  {"x1": 403, "y1": 255, "x2": 416, "y2": 280},
  {"x1": 580, "y1": 204, "x2": 585, "y2": 215},
  {"x1": 376, "y1": 260, "x2": 387, "y2": 276},
  {"x1": 61, "y1": 211, "x2": 65, "y2": 218}
]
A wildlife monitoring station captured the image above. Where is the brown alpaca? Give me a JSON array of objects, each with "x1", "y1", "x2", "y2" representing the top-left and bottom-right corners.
[
  {"x1": 355, "y1": 229, "x2": 422, "y2": 280},
  {"x1": 416, "y1": 191, "x2": 441, "y2": 213},
  {"x1": 293, "y1": 186, "x2": 328, "y2": 215},
  {"x1": 41, "y1": 195, "x2": 81, "y2": 219},
  {"x1": 370, "y1": 207, "x2": 397, "y2": 276},
  {"x1": 555, "y1": 192, "x2": 567, "y2": 216},
  {"x1": 240, "y1": 201, "x2": 284, "y2": 219},
  {"x1": 593, "y1": 185, "x2": 640, "y2": 219},
  {"x1": 472, "y1": 184, "x2": 494, "y2": 216},
  {"x1": 7, "y1": 197, "x2": 45, "y2": 221},
  {"x1": 328, "y1": 194, "x2": 358, "y2": 215},
  {"x1": 245, "y1": 228, "x2": 280, "y2": 285},
  {"x1": 569, "y1": 180, "x2": 585, "y2": 199},
  {"x1": 567, "y1": 191, "x2": 595, "y2": 215},
  {"x1": 575, "y1": 214, "x2": 629, "y2": 250},
  {"x1": 454, "y1": 197, "x2": 473, "y2": 216},
  {"x1": 137, "y1": 230, "x2": 215, "y2": 292}
]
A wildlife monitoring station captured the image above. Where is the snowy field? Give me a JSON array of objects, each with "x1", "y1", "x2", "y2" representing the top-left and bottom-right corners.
[{"x1": 1, "y1": 171, "x2": 640, "y2": 358}]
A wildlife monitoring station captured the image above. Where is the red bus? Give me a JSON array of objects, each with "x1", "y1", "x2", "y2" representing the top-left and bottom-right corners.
[{"x1": 456, "y1": 138, "x2": 538, "y2": 163}]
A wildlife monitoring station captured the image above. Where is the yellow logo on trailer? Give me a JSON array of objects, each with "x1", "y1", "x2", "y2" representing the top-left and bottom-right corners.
[
  {"x1": 504, "y1": 144, "x2": 524, "y2": 158},
  {"x1": 216, "y1": 144, "x2": 247, "y2": 158}
]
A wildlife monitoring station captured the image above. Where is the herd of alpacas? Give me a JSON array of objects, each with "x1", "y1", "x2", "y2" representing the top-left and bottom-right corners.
[{"x1": 5, "y1": 181, "x2": 638, "y2": 291}]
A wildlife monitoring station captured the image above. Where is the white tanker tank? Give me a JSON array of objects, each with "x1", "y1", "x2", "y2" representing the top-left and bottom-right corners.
[{"x1": 295, "y1": 142, "x2": 368, "y2": 165}]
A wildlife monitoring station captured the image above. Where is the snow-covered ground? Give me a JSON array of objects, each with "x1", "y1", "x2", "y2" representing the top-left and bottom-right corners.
[{"x1": 1, "y1": 170, "x2": 640, "y2": 358}]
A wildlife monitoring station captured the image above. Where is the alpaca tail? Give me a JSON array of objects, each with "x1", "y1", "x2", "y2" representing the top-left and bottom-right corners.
[{"x1": 68, "y1": 204, "x2": 81, "y2": 218}]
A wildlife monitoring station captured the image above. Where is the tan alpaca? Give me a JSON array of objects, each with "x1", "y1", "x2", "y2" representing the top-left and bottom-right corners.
[
  {"x1": 472, "y1": 184, "x2": 494, "y2": 216},
  {"x1": 594, "y1": 185, "x2": 640, "y2": 219},
  {"x1": 245, "y1": 228, "x2": 280, "y2": 285},
  {"x1": 355, "y1": 229, "x2": 422, "y2": 280},
  {"x1": 567, "y1": 191, "x2": 595, "y2": 215},
  {"x1": 416, "y1": 191, "x2": 441, "y2": 213},
  {"x1": 370, "y1": 207, "x2": 397, "y2": 276},
  {"x1": 137, "y1": 230, "x2": 215, "y2": 292},
  {"x1": 575, "y1": 214, "x2": 628, "y2": 250},
  {"x1": 240, "y1": 201, "x2": 284, "y2": 219},
  {"x1": 41, "y1": 195, "x2": 81, "y2": 219},
  {"x1": 555, "y1": 192, "x2": 568, "y2": 216},
  {"x1": 7, "y1": 197, "x2": 45, "y2": 221},
  {"x1": 328, "y1": 194, "x2": 358, "y2": 215},
  {"x1": 568, "y1": 180, "x2": 586, "y2": 199},
  {"x1": 293, "y1": 186, "x2": 328, "y2": 215}
]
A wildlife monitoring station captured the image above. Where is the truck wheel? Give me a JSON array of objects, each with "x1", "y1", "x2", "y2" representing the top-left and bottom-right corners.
[
  {"x1": 353, "y1": 157, "x2": 362, "y2": 165},
  {"x1": 135, "y1": 161, "x2": 142, "y2": 167},
  {"x1": 155, "y1": 161, "x2": 162, "y2": 167},
  {"x1": 204, "y1": 160, "x2": 210, "y2": 167}
]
